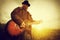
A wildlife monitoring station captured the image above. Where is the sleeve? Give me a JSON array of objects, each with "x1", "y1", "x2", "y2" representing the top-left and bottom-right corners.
[
  {"x1": 27, "y1": 12, "x2": 34, "y2": 22},
  {"x1": 11, "y1": 7, "x2": 23, "y2": 26}
]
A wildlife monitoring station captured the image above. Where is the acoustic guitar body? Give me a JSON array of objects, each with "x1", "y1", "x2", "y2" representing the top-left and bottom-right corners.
[{"x1": 7, "y1": 20, "x2": 23, "y2": 36}]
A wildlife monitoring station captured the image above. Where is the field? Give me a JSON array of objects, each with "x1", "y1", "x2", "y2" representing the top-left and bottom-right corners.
[{"x1": 0, "y1": 23, "x2": 60, "y2": 40}]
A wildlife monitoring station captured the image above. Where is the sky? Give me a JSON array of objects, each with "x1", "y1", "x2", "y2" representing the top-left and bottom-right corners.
[
  {"x1": 0, "y1": 0, "x2": 60, "y2": 29},
  {"x1": 0, "y1": 0, "x2": 60, "y2": 39}
]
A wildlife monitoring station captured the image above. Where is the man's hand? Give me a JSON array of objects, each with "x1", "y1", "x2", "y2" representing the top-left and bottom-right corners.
[{"x1": 20, "y1": 22, "x2": 26, "y2": 29}]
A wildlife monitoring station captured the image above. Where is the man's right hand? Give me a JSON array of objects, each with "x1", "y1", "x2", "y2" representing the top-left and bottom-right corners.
[{"x1": 20, "y1": 22, "x2": 26, "y2": 29}]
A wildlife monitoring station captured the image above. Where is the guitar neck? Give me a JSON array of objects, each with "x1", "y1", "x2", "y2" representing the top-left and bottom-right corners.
[{"x1": 25, "y1": 21, "x2": 40, "y2": 26}]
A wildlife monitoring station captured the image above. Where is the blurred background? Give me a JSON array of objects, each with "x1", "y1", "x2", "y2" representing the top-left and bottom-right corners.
[{"x1": 0, "y1": 0, "x2": 60, "y2": 40}]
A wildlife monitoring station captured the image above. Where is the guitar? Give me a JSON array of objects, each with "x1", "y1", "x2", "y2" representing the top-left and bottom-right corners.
[{"x1": 7, "y1": 20, "x2": 40, "y2": 36}]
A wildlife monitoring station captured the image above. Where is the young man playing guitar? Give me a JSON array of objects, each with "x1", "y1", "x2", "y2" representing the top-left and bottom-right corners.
[
  {"x1": 7, "y1": 0, "x2": 34, "y2": 40},
  {"x1": 6, "y1": 0, "x2": 40, "y2": 40}
]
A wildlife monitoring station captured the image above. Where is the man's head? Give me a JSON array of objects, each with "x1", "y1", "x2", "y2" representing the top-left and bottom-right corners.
[{"x1": 22, "y1": 0, "x2": 30, "y2": 10}]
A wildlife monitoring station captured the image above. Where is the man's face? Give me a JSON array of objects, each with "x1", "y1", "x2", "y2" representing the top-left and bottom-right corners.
[{"x1": 22, "y1": 4, "x2": 29, "y2": 10}]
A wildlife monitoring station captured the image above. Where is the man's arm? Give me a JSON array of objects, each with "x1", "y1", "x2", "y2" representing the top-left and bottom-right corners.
[
  {"x1": 27, "y1": 12, "x2": 34, "y2": 22},
  {"x1": 11, "y1": 7, "x2": 23, "y2": 26}
]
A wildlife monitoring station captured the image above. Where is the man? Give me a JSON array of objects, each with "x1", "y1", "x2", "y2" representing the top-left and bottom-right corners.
[{"x1": 11, "y1": 0, "x2": 34, "y2": 40}]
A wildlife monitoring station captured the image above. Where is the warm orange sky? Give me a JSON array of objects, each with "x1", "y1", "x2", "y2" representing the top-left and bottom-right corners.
[
  {"x1": 0, "y1": 0, "x2": 60, "y2": 39},
  {"x1": 0, "y1": 0, "x2": 60, "y2": 29}
]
